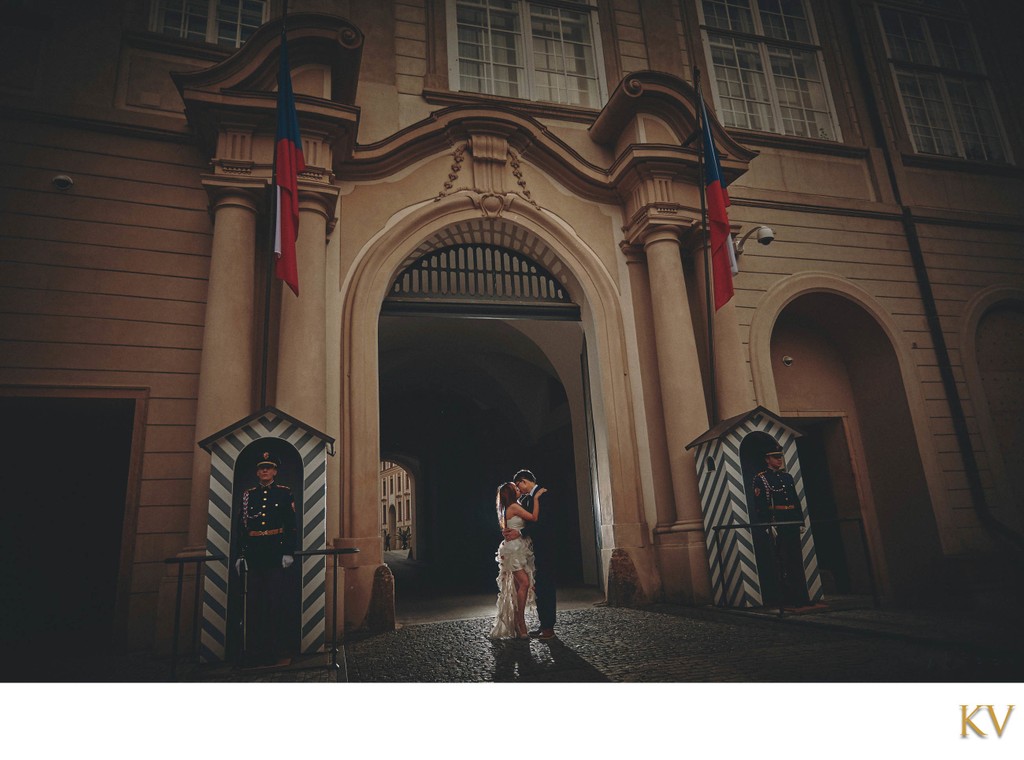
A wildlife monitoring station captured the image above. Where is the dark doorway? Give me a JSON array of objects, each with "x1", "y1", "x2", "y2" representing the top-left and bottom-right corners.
[
  {"x1": 793, "y1": 419, "x2": 874, "y2": 596},
  {"x1": 379, "y1": 315, "x2": 587, "y2": 599},
  {"x1": 0, "y1": 395, "x2": 135, "y2": 677}
]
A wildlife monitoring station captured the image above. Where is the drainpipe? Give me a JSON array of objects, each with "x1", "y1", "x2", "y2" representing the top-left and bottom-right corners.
[{"x1": 843, "y1": 1, "x2": 1024, "y2": 555}]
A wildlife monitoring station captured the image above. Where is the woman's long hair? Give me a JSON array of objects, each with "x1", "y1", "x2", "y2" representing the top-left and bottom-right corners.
[{"x1": 495, "y1": 482, "x2": 519, "y2": 529}]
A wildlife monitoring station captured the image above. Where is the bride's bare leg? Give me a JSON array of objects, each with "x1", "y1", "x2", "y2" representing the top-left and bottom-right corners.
[{"x1": 513, "y1": 569, "x2": 529, "y2": 636}]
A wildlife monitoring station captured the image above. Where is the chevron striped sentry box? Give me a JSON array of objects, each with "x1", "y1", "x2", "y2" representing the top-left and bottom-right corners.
[
  {"x1": 687, "y1": 406, "x2": 823, "y2": 608},
  {"x1": 197, "y1": 407, "x2": 334, "y2": 663}
]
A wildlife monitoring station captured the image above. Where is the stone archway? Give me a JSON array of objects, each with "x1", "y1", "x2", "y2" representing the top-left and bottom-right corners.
[
  {"x1": 750, "y1": 275, "x2": 946, "y2": 602},
  {"x1": 961, "y1": 286, "x2": 1024, "y2": 531},
  {"x1": 337, "y1": 196, "x2": 656, "y2": 626}
]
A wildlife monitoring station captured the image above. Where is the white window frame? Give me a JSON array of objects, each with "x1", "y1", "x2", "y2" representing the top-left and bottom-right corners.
[
  {"x1": 875, "y1": 1, "x2": 1010, "y2": 163},
  {"x1": 697, "y1": 0, "x2": 843, "y2": 141},
  {"x1": 150, "y1": 0, "x2": 269, "y2": 49},
  {"x1": 446, "y1": 0, "x2": 608, "y2": 109}
]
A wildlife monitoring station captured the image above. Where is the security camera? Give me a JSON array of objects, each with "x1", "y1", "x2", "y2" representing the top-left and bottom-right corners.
[
  {"x1": 52, "y1": 174, "x2": 74, "y2": 190},
  {"x1": 735, "y1": 224, "x2": 776, "y2": 253}
]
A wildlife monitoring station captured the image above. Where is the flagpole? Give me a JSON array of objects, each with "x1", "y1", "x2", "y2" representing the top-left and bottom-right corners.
[
  {"x1": 259, "y1": 3, "x2": 290, "y2": 409},
  {"x1": 694, "y1": 68, "x2": 719, "y2": 426}
]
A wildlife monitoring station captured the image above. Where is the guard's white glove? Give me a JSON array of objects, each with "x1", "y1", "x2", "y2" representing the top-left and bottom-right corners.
[
  {"x1": 768, "y1": 527, "x2": 778, "y2": 540},
  {"x1": 282, "y1": 555, "x2": 294, "y2": 569},
  {"x1": 235, "y1": 558, "x2": 247, "y2": 574}
]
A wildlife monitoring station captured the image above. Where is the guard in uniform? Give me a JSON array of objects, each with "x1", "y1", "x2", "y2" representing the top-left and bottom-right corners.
[
  {"x1": 751, "y1": 449, "x2": 810, "y2": 607},
  {"x1": 235, "y1": 452, "x2": 297, "y2": 665}
]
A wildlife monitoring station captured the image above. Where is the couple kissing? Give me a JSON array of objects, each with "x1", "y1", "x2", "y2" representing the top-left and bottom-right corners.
[{"x1": 489, "y1": 469, "x2": 556, "y2": 641}]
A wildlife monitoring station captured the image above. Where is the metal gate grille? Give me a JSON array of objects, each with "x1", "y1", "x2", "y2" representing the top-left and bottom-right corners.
[{"x1": 383, "y1": 245, "x2": 579, "y2": 319}]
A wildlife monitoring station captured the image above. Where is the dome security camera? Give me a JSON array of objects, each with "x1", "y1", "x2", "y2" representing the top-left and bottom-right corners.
[
  {"x1": 52, "y1": 174, "x2": 74, "y2": 190},
  {"x1": 735, "y1": 224, "x2": 777, "y2": 254}
]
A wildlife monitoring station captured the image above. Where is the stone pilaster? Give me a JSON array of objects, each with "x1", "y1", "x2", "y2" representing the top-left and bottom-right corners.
[
  {"x1": 641, "y1": 226, "x2": 710, "y2": 530},
  {"x1": 275, "y1": 186, "x2": 339, "y2": 429},
  {"x1": 187, "y1": 182, "x2": 262, "y2": 545}
]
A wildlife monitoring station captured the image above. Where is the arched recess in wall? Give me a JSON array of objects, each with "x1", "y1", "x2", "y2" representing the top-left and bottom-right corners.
[
  {"x1": 338, "y1": 193, "x2": 650, "y2": 580},
  {"x1": 960, "y1": 286, "x2": 1024, "y2": 531},
  {"x1": 748, "y1": 272, "x2": 952, "y2": 600}
]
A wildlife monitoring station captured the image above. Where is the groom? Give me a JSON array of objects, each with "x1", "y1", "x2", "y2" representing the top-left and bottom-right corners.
[{"x1": 504, "y1": 469, "x2": 556, "y2": 640}]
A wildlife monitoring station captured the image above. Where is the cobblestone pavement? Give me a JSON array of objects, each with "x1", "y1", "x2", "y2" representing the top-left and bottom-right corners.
[
  {"x1": 8, "y1": 600, "x2": 1022, "y2": 684},
  {"x1": 344, "y1": 603, "x2": 1024, "y2": 683}
]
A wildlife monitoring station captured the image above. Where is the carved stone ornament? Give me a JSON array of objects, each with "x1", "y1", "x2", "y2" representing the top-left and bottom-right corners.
[
  {"x1": 470, "y1": 191, "x2": 515, "y2": 218},
  {"x1": 435, "y1": 143, "x2": 467, "y2": 200}
]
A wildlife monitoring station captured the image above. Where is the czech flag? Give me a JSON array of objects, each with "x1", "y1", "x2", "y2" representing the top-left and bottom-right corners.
[
  {"x1": 701, "y1": 99, "x2": 737, "y2": 310},
  {"x1": 274, "y1": 31, "x2": 305, "y2": 296}
]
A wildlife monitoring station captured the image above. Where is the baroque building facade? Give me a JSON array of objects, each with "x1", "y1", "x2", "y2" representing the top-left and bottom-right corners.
[{"x1": 1, "y1": 0, "x2": 1022, "y2": 656}]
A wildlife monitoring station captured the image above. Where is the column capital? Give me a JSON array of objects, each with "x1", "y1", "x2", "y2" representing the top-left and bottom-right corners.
[
  {"x1": 298, "y1": 183, "x2": 342, "y2": 234},
  {"x1": 201, "y1": 175, "x2": 266, "y2": 214},
  {"x1": 642, "y1": 224, "x2": 687, "y2": 249},
  {"x1": 622, "y1": 205, "x2": 697, "y2": 250}
]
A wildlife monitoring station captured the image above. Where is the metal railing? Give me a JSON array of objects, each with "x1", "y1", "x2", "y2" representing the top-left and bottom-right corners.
[
  {"x1": 164, "y1": 546, "x2": 359, "y2": 681},
  {"x1": 711, "y1": 515, "x2": 879, "y2": 617},
  {"x1": 293, "y1": 547, "x2": 359, "y2": 674},
  {"x1": 163, "y1": 553, "x2": 226, "y2": 681},
  {"x1": 807, "y1": 516, "x2": 880, "y2": 608}
]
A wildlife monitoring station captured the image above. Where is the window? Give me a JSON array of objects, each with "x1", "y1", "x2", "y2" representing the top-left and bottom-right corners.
[
  {"x1": 698, "y1": 0, "x2": 840, "y2": 140},
  {"x1": 877, "y1": 1, "x2": 1007, "y2": 162},
  {"x1": 151, "y1": 0, "x2": 268, "y2": 48},
  {"x1": 449, "y1": 0, "x2": 605, "y2": 108}
]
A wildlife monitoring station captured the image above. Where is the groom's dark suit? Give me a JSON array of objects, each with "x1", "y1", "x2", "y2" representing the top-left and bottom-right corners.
[{"x1": 520, "y1": 486, "x2": 556, "y2": 631}]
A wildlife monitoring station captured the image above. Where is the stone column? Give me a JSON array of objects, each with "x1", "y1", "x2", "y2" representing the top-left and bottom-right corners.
[
  {"x1": 275, "y1": 189, "x2": 336, "y2": 429},
  {"x1": 713, "y1": 298, "x2": 756, "y2": 418},
  {"x1": 692, "y1": 243, "x2": 756, "y2": 420},
  {"x1": 643, "y1": 226, "x2": 713, "y2": 602},
  {"x1": 187, "y1": 186, "x2": 260, "y2": 545},
  {"x1": 643, "y1": 226, "x2": 710, "y2": 528}
]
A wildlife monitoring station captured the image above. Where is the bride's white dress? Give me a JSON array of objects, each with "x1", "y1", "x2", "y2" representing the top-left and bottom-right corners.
[{"x1": 489, "y1": 515, "x2": 536, "y2": 639}]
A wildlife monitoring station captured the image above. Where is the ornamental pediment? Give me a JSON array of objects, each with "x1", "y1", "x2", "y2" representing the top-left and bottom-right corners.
[
  {"x1": 172, "y1": 13, "x2": 362, "y2": 162},
  {"x1": 591, "y1": 71, "x2": 757, "y2": 187}
]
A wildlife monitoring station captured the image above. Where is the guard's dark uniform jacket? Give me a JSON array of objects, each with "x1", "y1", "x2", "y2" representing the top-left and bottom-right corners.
[
  {"x1": 238, "y1": 482, "x2": 297, "y2": 569},
  {"x1": 751, "y1": 468, "x2": 802, "y2": 520},
  {"x1": 751, "y1": 468, "x2": 809, "y2": 606}
]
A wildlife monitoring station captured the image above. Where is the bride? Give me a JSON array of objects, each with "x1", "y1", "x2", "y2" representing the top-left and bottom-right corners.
[{"x1": 489, "y1": 481, "x2": 546, "y2": 640}]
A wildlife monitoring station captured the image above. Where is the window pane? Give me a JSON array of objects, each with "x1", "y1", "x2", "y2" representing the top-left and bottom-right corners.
[
  {"x1": 759, "y1": 0, "x2": 811, "y2": 43},
  {"x1": 769, "y1": 45, "x2": 833, "y2": 138},
  {"x1": 456, "y1": 0, "x2": 525, "y2": 97},
  {"x1": 946, "y1": 79, "x2": 1005, "y2": 161},
  {"x1": 156, "y1": 0, "x2": 209, "y2": 42},
  {"x1": 882, "y1": 4, "x2": 1006, "y2": 161},
  {"x1": 709, "y1": 34, "x2": 776, "y2": 131},
  {"x1": 897, "y1": 71, "x2": 958, "y2": 156},
  {"x1": 455, "y1": 1, "x2": 600, "y2": 107},
  {"x1": 703, "y1": 0, "x2": 756, "y2": 34},
  {"x1": 880, "y1": 8, "x2": 931, "y2": 64},
  {"x1": 529, "y1": 4, "x2": 598, "y2": 106},
  {"x1": 216, "y1": 0, "x2": 265, "y2": 47},
  {"x1": 927, "y1": 16, "x2": 979, "y2": 72}
]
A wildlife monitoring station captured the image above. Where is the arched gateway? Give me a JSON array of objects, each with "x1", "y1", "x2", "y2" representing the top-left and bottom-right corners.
[{"x1": 337, "y1": 205, "x2": 657, "y2": 627}]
